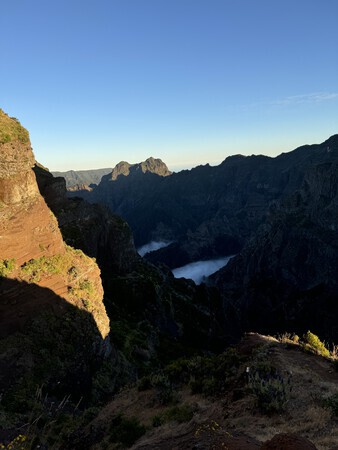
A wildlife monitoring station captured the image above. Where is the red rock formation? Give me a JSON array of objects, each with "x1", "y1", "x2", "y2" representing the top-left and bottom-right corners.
[
  {"x1": 0, "y1": 138, "x2": 64, "y2": 265},
  {"x1": 0, "y1": 110, "x2": 109, "y2": 341}
]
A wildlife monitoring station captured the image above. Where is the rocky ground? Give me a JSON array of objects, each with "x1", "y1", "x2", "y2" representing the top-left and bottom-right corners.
[{"x1": 68, "y1": 333, "x2": 338, "y2": 449}]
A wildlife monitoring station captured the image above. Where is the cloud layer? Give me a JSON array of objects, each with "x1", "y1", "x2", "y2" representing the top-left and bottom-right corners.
[
  {"x1": 172, "y1": 257, "x2": 233, "y2": 284},
  {"x1": 137, "y1": 240, "x2": 172, "y2": 257}
]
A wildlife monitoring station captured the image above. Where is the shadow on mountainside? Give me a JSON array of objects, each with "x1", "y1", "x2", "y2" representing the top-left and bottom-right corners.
[
  {"x1": 0, "y1": 277, "x2": 108, "y2": 407},
  {"x1": 68, "y1": 333, "x2": 338, "y2": 450}
]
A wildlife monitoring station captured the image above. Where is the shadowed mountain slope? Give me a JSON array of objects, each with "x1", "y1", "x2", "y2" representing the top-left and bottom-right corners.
[
  {"x1": 212, "y1": 155, "x2": 338, "y2": 341},
  {"x1": 71, "y1": 136, "x2": 338, "y2": 269}
]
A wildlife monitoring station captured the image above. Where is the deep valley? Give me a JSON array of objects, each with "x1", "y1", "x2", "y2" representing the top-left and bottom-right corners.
[{"x1": 0, "y1": 109, "x2": 337, "y2": 449}]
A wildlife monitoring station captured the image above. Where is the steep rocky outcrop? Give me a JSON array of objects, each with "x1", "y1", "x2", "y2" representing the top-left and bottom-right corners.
[
  {"x1": 0, "y1": 110, "x2": 110, "y2": 408},
  {"x1": 108, "y1": 157, "x2": 171, "y2": 180},
  {"x1": 213, "y1": 153, "x2": 338, "y2": 341},
  {"x1": 34, "y1": 163, "x2": 139, "y2": 276},
  {"x1": 68, "y1": 157, "x2": 173, "y2": 245},
  {"x1": 0, "y1": 136, "x2": 64, "y2": 265}
]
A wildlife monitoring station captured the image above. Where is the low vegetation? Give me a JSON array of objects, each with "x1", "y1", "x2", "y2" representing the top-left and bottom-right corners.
[
  {"x1": 0, "y1": 259, "x2": 16, "y2": 277},
  {"x1": 248, "y1": 366, "x2": 292, "y2": 413},
  {"x1": 108, "y1": 414, "x2": 146, "y2": 448},
  {"x1": 278, "y1": 330, "x2": 334, "y2": 359},
  {"x1": 302, "y1": 330, "x2": 331, "y2": 358},
  {"x1": 152, "y1": 403, "x2": 195, "y2": 427},
  {"x1": 20, "y1": 254, "x2": 67, "y2": 282},
  {"x1": 0, "y1": 109, "x2": 30, "y2": 144},
  {"x1": 138, "y1": 347, "x2": 243, "y2": 401},
  {"x1": 2, "y1": 331, "x2": 338, "y2": 448}
]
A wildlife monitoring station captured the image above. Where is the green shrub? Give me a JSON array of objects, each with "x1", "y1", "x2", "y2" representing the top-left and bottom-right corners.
[
  {"x1": 165, "y1": 404, "x2": 194, "y2": 423},
  {"x1": 0, "y1": 434, "x2": 29, "y2": 449},
  {"x1": 184, "y1": 348, "x2": 242, "y2": 397},
  {"x1": 164, "y1": 357, "x2": 191, "y2": 383},
  {"x1": 277, "y1": 332, "x2": 300, "y2": 344},
  {"x1": 152, "y1": 404, "x2": 194, "y2": 427},
  {"x1": 20, "y1": 255, "x2": 65, "y2": 282},
  {"x1": 302, "y1": 331, "x2": 330, "y2": 358},
  {"x1": 109, "y1": 414, "x2": 146, "y2": 447},
  {"x1": 69, "y1": 279, "x2": 95, "y2": 305},
  {"x1": 0, "y1": 259, "x2": 16, "y2": 277},
  {"x1": 78, "y1": 279, "x2": 94, "y2": 294},
  {"x1": 292, "y1": 334, "x2": 300, "y2": 344},
  {"x1": 151, "y1": 373, "x2": 175, "y2": 405},
  {"x1": 110, "y1": 320, "x2": 149, "y2": 362},
  {"x1": 249, "y1": 367, "x2": 292, "y2": 413}
]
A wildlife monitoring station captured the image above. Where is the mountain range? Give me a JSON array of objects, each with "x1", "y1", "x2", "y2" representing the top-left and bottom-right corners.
[
  {"x1": 52, "y1": 167, "x2": 112, "y2": 189},
  {"x1": 70, "y1": 138, "x2": 338, "y2": 266},
  {"x1": 67, "y1": 137, "x2": 338, "y2": 344},
  {"x1": 1, "y1": 108, "x2": 337, "y2": 449}
]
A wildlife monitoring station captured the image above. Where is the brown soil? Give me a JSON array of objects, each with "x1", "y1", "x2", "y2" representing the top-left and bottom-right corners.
[
  {"x1": 223, "y1": 334, "x2": 338, "y2": 449},
  {"x1": 84, "y1": 333, "x2": 338, "y2": 450}
]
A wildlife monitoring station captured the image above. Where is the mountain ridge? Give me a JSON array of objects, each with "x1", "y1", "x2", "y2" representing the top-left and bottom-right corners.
[{"x1": 70, "y1": 135, "x2": 338, "y2": 261}]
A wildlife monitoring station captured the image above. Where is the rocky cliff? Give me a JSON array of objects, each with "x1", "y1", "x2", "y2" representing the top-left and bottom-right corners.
[
  {"x1": 34, "y1": 163, "x2": 228, "y2": 365},
  {"x1": 34, "y1": 163, "x2": 139, "y2": 276},
  {"x1": 68, "y1": 157, "x2": 173, "y2": 245},
  {"x1": 0, "y1": 124, "x2": 64, "y2": 264},
  {"x1": 0, "y1": 110, "x2": 110, "y2": 411},
  {"x1": 108, "y1": 157, "x2": 172, "y2": 181},
  {"x1": 213, "y1": 150, "x2": 338, "y2": 341}
]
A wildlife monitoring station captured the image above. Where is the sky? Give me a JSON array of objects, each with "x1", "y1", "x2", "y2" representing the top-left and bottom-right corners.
[{"x1": 1, "y1": 0, "x2": 338, "y2": 171}]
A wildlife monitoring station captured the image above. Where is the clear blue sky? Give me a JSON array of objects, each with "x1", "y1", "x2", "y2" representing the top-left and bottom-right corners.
[{"x1": 1, "y1": 0, "x2": 338, "y2": 171}]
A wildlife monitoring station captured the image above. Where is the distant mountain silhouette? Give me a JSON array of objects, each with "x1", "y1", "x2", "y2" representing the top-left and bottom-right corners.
[
  {"x1": 52, "y1": 167, "x2": 112, "y2": 188},
  {"x1": 70, "y1": 136, "x2": 338, "y2": 270}
]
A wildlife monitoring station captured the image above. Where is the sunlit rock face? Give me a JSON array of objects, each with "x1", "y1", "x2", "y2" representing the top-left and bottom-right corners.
[
  {"x1": 34, "y1": 163, "x2": 140, "y2": 277},
  {"x1": 0, "y1": 109, "x2": 112, "y2": 409},
  {"x1": 0, "y1": 112, "x2": 65, "y2": 265},
  {"x1": 0, "y1": 110, "x2": 110, "y2": 341}
]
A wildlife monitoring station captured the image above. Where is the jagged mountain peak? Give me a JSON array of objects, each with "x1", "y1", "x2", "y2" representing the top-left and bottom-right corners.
[{"x1": 108, "y1": 156, "x2": 171, "y2": 181}]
